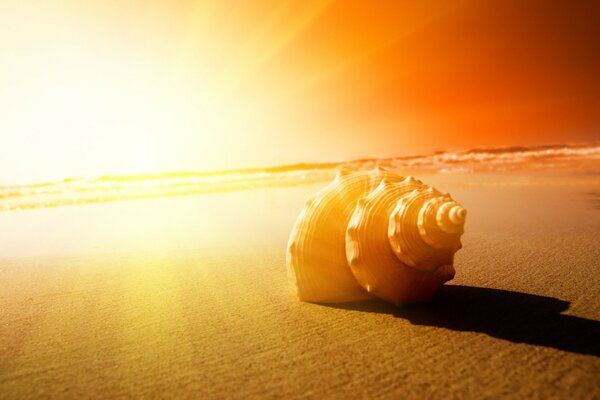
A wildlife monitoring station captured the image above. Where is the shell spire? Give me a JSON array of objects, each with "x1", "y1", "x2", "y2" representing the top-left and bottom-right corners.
[{"x1": 287, "y1": 170, "x2": 466, "y2": 306}]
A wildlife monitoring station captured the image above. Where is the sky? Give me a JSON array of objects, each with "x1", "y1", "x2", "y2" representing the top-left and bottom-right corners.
[{"x1": 1, "y1": 0, "x2": 599, "y2": 183}]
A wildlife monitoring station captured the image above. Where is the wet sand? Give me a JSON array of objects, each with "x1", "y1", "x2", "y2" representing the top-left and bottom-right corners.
[{"x1": 1, "y1": 174, "x2": 599, "y2": 398}]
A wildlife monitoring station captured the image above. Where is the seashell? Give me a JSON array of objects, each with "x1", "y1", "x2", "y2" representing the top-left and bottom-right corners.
[{"x1": 286, "y1": 168, "x2": 466, "y2": 306}]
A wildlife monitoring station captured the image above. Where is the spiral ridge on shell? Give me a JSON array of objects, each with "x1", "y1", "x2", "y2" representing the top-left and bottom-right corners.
[{"x1": 286, "y1": 168, "x2": 466, "y2": 306}]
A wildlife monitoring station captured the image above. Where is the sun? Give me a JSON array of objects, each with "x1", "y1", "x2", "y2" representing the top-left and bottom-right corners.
[
  {"x1": 0, "y1": 0, "x2": 408, "y2": 184},
  {"x1": 131, "y1": 152, "x2": 160, "y2": 175}
]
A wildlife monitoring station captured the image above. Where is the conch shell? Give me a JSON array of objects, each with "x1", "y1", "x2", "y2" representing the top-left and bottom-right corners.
[{"x1": 286, "y1": 168, "x2": 466, "y2": 306}]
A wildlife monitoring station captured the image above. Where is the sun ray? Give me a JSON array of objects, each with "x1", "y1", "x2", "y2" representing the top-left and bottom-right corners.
[
  {"x1": 219, "y1": 0, "x2": 337, "y2": 97},
  {"x1": 175, "y1": 0, "x2": 217, "y2": 67},
  {"x1": 268, "y1": 4, "x2": 457, "y2": 106}
]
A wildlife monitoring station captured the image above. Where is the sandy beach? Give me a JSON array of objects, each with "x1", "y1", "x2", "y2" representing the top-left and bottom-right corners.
[
  {"x1": 2, "y1": 0, "x2": 599, "y2": 397},
  {"x1": 1, "y1": 172, "x2": 599, "y2": 399}
]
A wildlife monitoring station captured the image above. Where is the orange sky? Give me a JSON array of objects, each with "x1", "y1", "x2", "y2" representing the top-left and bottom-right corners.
[
  {"x1": 264, "y1": 0, "x2": 600, "y2": 146},
  {"x1": 1, "y1": 0, "x2": 598, "y2": 183}
]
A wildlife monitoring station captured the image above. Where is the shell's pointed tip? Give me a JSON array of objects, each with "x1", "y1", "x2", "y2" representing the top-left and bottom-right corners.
[{"x1": 449, "y1": 205, "x2": 467, "y2": 225}]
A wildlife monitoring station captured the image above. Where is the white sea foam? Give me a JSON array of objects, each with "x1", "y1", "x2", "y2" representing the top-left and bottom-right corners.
[{"x1": 1, "y1": 143, "x2": 598, "y2": 211}]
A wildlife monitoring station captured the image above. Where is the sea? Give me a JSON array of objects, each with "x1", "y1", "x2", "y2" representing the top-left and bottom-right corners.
[{"x1": 1, "y1": 143, "x2": 598, "y2": 212}]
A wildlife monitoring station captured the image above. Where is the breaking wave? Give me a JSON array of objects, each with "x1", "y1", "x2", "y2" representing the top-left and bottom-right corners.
[{"x1": 1, "y1": 143, "x2": 598, "y2": 211}]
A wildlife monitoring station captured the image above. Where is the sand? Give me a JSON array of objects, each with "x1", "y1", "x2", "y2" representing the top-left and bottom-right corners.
[{"x1": 1, "y1": 173, "x2": 599, "y2": 399}]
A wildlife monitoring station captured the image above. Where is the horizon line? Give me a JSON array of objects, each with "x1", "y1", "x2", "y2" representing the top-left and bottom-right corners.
[{"x1": 3, "y1": 141, "x2": 598, "y2": 188}]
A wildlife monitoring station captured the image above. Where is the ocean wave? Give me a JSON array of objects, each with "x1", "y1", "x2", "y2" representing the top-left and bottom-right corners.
[
  {"x1": 1, "y1": 143, "x2": 598, "y2": 211},
  {"x1": 345, "y1": 143, "x2": 600, "y2": 172}
]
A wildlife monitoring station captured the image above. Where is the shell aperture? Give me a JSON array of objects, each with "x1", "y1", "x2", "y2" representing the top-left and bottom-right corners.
[{"x1": 286, "y1": 169, "x2": 466, "y2": 306}]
